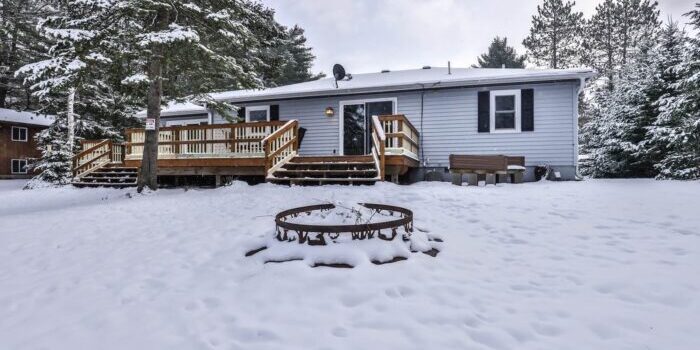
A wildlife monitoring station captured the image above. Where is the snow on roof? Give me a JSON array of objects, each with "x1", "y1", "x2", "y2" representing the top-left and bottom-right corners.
[
  {"x1": 0, "y1": 108, "x2": 55, "y2": 127},
  {"x1": 136, "y1": 100, "x2": 208, "y2": 118},
  {"x1": 212, "y1": 67, "x2": 595, "y2": 101},
  {"x1": 154, "y1": 67, "x2": 595, "y2": 115}
]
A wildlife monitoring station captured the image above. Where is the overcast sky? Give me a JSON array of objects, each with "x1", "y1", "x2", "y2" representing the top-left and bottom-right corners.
[{"x1": 262, "y1": 0, "x2": 695, "y2": 75}]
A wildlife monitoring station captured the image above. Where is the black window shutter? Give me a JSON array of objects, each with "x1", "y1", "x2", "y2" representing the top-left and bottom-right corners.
[
  {"x1": 521, "y1": 89, "x2": 534, "y2": 131},
  {"x1": 477, "y1": 91, "x2": 490, "y2": 133},
  {"x1": 270, "y1": 105, "x2": 279, "y2": 121},
  {"x1": 237, "y1": 106, "x2": 246, "y2": 121}
]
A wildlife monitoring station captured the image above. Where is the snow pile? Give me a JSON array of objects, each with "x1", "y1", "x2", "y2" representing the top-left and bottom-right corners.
[
  {"x1": 1, "y1": 180, "x2": 699, "y2": 350},
  {"x1": 248, "y1": 201, "x2": 440, "y2": 267}
]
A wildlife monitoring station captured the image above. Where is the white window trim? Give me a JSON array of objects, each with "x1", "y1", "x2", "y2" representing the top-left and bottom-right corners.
[
  {"x1": 490, "y1": 89, "x2": 521, "y2": 133},
  {"x1": 338, "y1": 97, "x2": 397, "y2": 155},
  {"x1": 11, "y1": 159, "x2": 28, "y2": 174},
  {"x1": 11, "y1": 126, "x2": 28, "y2": 142},
  {"x1": 245, "y1": 105, "x2": 270, "y2": 122}
]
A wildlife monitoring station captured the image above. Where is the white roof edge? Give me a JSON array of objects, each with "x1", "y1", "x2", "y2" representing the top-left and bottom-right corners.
[
  {"x1": 221, "y1": 71, "x2": 596, "y2": 103},
  {"x1": 140, "y1": 68, "x2": 596, "y2": 116},
  {"x1": 0, "y1": 108, "x2": 55, "y2": 127}
]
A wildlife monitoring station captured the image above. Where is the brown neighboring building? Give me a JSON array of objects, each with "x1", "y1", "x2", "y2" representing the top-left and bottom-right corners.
[{"x1": 0, "y1": 108, "x2": 54, "y2": 179}]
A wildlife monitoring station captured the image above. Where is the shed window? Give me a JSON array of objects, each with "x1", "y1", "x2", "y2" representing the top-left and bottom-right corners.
[
  {"x1": 246, "y1": 106, "x2": 269, "y2": 122},
  {"x1": 490, "y1": 90, "x2": 521, "y2": 132},
  {"x1": 11, "y1": 159, "x2": 28, "y2": 174},
  {"x1": 11, "y1": 126, "x2": 28, "y2": 141}
]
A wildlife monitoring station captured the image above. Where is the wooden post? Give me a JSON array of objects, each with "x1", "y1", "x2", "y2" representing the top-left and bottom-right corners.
[
  {"x1": 263, "y1": 139, "x2": 271, "y2": 175},
  {"x1": 230, "y1": 125, "x2": 236, "y2": 153},
  {"x1": 174, "y1": 128, "x2": 180, "y2": 155},
  {"x1": 293, "y1": 121, "x2": 299, "y2": 152},
  {"x1": 380, "y1": 141, "x2": 385, "y2": 181}
]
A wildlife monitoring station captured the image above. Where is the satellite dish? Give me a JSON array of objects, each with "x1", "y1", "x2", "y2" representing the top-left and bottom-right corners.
[{"x1": 333, "y1": 64, "x2": 346, "y2": 81}]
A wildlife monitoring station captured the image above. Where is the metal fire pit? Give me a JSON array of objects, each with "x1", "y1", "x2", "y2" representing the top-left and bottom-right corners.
[{"x1": 275, "y1": 203, "x2": 414, "y2": 246}]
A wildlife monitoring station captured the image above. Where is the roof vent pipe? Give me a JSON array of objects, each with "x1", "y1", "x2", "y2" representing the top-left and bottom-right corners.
[
  {"x1": 422, "y1": 65, "x2": 431, "y2": 70},
  {"x1": 448, "y1": 61, "x2": 451, "y2": 75},
  {"x1": 501, "y1": 64, "x2": 505, "y2": 69}
]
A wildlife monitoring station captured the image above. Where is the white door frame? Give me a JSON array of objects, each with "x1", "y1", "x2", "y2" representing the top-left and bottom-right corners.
[{"x1": 338, "y1": 97, "x2": 397, "y2": 155}]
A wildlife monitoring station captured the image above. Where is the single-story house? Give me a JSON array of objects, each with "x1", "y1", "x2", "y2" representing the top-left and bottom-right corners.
[
  {"x1": 0, "y1": 108, "x2": 54, "y2": 179},
  {"x1": 152, "y1": 66, "x2": 595, "y2": 182}
]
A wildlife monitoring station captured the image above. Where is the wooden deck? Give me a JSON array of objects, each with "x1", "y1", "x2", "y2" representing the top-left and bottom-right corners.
[{"x1": 72, "y1": 115, "x2": 420, "y2": 185}]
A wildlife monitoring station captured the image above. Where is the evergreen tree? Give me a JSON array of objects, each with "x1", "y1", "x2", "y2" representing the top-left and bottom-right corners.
[
  {"x1": 580, "y1": 19, "x2": 689, "y2": 178},
  {"x1": 649, "y1": 5, "x2": 700, "y2": 179},
  {"x1": 580, "y1": 40, "x2": 656, "y2": 177},
  {"x1": 585, "y1": 0, "x2": 659, "y2": 90},
  {"x1": 99, "y1": 0, "x2": 282, "y2": 191},
  {"x1": 523, "y1": 0, "x2": 584, "y2": 68},
  {"x1": 639, "y1": 21, "x2": 686, "y2": 174},
  {"x1": 0, "y1": 0, "x2": 49, "y2": 109},
  {"x1": 16, "y1": 0, "x2": 126, "y2": 183},
  {"x1": 276, "y1": 26, "x2": 325, "y2": 85},
  {"x1": 474, "y1": 36, "x2": 526, "y2": 68}
]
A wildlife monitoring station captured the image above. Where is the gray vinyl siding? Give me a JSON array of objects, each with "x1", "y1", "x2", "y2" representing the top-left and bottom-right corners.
[{"x1": 214, "y1": 81, "x2": 578, "y2": 167}]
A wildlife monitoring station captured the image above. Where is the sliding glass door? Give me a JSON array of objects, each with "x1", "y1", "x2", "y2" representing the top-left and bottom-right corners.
[{"x1": 341, "y1": 99, "x2": 395, "y2": 155}]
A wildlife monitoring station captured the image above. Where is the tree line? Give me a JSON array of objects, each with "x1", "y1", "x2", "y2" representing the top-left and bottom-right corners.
[
  {"x1": 1, "y1": 0, "x2": 323, "y2": 188},
  {"x1": 475, "y1": 0, "x2": 699, "y2": 180}
]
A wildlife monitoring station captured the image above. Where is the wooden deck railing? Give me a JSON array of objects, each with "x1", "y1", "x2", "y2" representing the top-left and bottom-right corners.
[
  {"x1": 124, "y1": 121, "x2": 290, "y2": 160},
  {"x1": 73, "y1": 139, "x2": 123, "y2": 177},
  {"x1": 371, "y1": 115, "x2": 386, "y2": 180},
  {"x1": 377, "y1": 115, "x2": 420, "y2": 160},
  {"x1": 262, "y1": 120, "x2": 299, "y2": 175}
]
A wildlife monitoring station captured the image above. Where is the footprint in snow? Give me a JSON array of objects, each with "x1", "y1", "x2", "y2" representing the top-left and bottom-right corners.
[{"x1": 331, "y1": 327, "x2": 348, "y2": 337}]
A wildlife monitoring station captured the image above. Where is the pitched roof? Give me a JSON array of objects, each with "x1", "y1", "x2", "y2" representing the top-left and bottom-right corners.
[
  {"x1": 0, "y1": 108, "x2": 55, "y2": 127},
  {"x1": 151, "y1": 67, "x2": 595, "y2": 116},
  {"x1": 212, "y1": 67, "x2": 595, "y2": 102}
]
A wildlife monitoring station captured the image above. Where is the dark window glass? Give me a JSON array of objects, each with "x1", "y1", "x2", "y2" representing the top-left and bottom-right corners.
[
  {"x1": 12, "y1": 127, "x2": 27, "y2": 141},
  {"x1": 495, "y1": 95, "x2": 515, "y2": 111},
  {"x1": 248, "y1": 109, "x2": 268, "y2": 122},
  {"x1": 11, "y1": 159, "x2": 27, "y2": 174},
  {"x1": 343, "y1": 104, "x2": 365, "y2": 155},
  {"x1": 495, "y1": 112, "x2": 515, "y2": 129}
]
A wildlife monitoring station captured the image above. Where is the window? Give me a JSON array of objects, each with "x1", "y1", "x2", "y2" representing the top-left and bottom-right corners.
[
  {"x1": 246, "y1": 105, "x2": 270, "y2": 122},
  {"x1": 490, "y1": 90, "x2": 521, "y2": 132},
  {"x1": 11, "y1": 126, "x2": 28, "y2": 141},
  {"x1": 11, "y1": 159, "x2": 28, "y2": 174}
]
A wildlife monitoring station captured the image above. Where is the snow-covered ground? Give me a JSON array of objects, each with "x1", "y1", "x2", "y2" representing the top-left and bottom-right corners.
[{"x1": 1, "y1": 179, "x2": 698, "y2": 350}]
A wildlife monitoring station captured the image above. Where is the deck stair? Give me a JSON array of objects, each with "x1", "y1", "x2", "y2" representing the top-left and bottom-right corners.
[
  {"x1": 268, "y1": 155, "x2": 379, "y2": 185},
  {"x1": 72, "y1": 166, "x2": 138, "y2": 188}
]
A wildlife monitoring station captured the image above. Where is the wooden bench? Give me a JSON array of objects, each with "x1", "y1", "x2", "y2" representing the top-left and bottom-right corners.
[
  {"x1": 449, "y1": 155, "x2": 525, "y2": 186},
  {"x1": 504, "y1": 156, "x2": 525, "y2": 184}
]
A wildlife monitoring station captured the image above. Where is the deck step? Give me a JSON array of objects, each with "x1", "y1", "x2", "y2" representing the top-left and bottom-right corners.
[
  {"x1": 71, "y1": 181, "x2": 136, "y2": 188},
  {"x1": 72, "y1": 166, "x2": 139, "y2": 188},
  {"x1": 268, "y1": 177, "x2": 378, "y2": 183},
  {"x1": 270, "y1": 155, "x2": 379, "y2": 185}
]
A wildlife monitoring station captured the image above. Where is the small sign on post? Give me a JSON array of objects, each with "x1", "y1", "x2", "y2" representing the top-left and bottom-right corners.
[{"x1": 145, "y1": 118, "x2": 156, "y2": 131}]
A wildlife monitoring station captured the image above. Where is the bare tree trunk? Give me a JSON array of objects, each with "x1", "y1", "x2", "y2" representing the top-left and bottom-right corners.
[
  {"x1": 137, "y1": 8, "x2": 169, "y2": 192},
  {"x1": 66, "y1": 87, "x2": 76, "y2": 150}
]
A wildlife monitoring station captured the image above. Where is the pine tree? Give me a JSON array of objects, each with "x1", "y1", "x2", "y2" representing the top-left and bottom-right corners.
[
  {"x1": 640, "y1": 21, "x2": 686, "y2": 175},
  {"x1": 276, "y1": 26, "x2": 325, "y2": 85},
  {"x1": 650, "y1": 5, "x2": 700, "y2": 179},
  {"x1": 99, "y1": 0, "x2": 283, "y2": 191},
  {"x1": 28, "y1": 114, "x2": 74, "y2": 185},
  {"x1": 585, "y1": 0, "x2": 659, "y2": 90},
  {"x1": 580, "y1": 19, "x2": 689, "y2": 178},
  {"x1": 16, "y1": 0, "x2": 133, "y2": 184},
  {"x1": 523, "y1": 0, "x2": 584, "y2": 68},
  {"x1": 474, "y1": 36, "x2": 526, "y2": 68},
  {"x1": 580, "y1": 43, "x2": 656, "y2": 177},
  {"x1": 0, "y1": 0, "x2": 49, "y2": 109}
]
